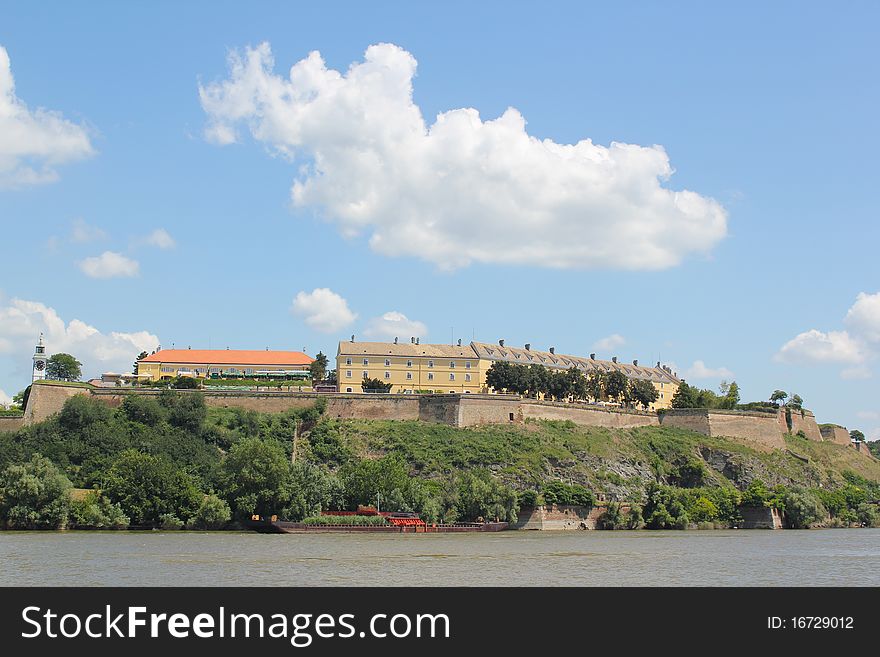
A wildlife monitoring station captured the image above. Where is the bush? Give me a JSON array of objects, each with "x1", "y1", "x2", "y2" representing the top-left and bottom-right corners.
[
  {"x1": 518, "y1": 490, "x2": 538, "y2": 506},
  {"x1": 186, "y1": 494, "x2": 232, "y2": 529},
  {"x1": 120, "y1": 394, "x2": 165, "y2": 426},
  {"x1": 0, "y1": 454, "x2": 72, "y2": 529},
  {"x1": 855, "y1": 503, "x2": 880, "y2": 528},
  {"x1": 302, "y1": 514, "x2": 387, "y2": 526},
  {"x1": 159, "y1": 513, "x2": 184, "y2": 530},
  {"x1": 597, "y1": 502, "x2": 624, "y2": 530},
  {"x1": 782, "y1": 488, "x2": 827, "y2": 528},
  {"x1": 58, "y1": 395, "x2": 112, "y2": 433},
  {"x1": 69, "y1": 491, "x2": 129, "y2": 529},
  {"x1": 542, "y1": 481, "x2": 594, "y2": 507},
  {"x1": 626, "y1": 504, "x2": 644, "y2": 529}
]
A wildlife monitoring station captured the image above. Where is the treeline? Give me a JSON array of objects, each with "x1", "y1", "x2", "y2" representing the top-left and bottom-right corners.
[
  {"x1": 486, "y1": 361, "x2": 659, "y2": 409},
  {"x1": 0, "y1": 393, "x2": 519, "y2": 529}
]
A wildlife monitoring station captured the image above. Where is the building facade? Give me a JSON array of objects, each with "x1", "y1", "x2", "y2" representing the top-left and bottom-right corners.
[
  {"x1": 136, "y1": 349, "x2": 313, "y2": 381},
  {"x1": 337, "y1": 339, "x2": 680, "y2": 409}
]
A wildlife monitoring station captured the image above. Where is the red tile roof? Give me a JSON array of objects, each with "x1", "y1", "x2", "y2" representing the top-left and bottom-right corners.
[{"x1": 140, "y1": 349, "x2": 313, "y2": 366}]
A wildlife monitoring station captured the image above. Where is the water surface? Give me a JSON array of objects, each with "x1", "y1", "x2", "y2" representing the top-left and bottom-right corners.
[{"x1": 2, "y1": 529, "x2": 878, "y2": 586}]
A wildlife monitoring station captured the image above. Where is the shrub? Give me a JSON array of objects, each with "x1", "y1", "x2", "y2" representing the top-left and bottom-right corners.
[
  {"x1": 120, "y1": 394, "x2": 165, "y2": 426},
  {"x1": 855, "y1": 503, "x2": 880, "y2": 528},
  {"x1": 159, "y1": 513, "x2": 184, "y2": 530},
  {"x1": 626, "y1": 504, "x2": 644, "y2": 529},
  {"x1": 597, "y1": 502, "x2": 625, "y2": 530},
  {"x1": 782, "y1": 488, "x2": 827, "y2": 529},
  {"x1": 518, "y1": 490, "x2": 538, "y2": 506},
  {"x1": 58, "y1": 395, "x2": 111, "y2": 433},
  {"x1": 186, "y1": 494, "x2": 232, "y2": 530},
  {"x1": 0, "y1": 454, "x2": 72, "y2": 529},
  {"x1": 69, "y1": 491, "x2": 129, "y2": 529}
]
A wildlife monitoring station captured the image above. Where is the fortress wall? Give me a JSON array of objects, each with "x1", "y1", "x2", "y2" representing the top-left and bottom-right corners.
[
  {"x1": 658, "y1": 409, "x2": 711, "y2": 435},
  {"x1": 25, "y1": 383, "x2": 91, "y2": 424},
  {"x1": 707, "y1": 412, "x2": 787, "y2": 450},
  {"x1": 787, "y1": 409, "x2": 823, "y2": 441},
  {"x1": 820, "y1": 425, "x2": 851, "y2": 446},
  {"x1": 515, "y1": 503, "x2": 632, "y2": 530},
  {"x1": 0, "y1": 417, "x2": 25, "y2": 433},
  {"x1": 457, "y1": 395, "x2": 522, "y2": 427},
  {"x1": 418, "y1": 395, "x2": 460, "y2": 425},
  {"x1": 521, "y1": 402, "x2": 659, "y2": 429},
  {"x1": 739, "y1": 506, "x2": 785, "y2": 529}
]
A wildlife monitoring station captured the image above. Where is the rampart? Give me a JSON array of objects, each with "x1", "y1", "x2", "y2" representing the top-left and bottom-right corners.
[
  {"x1": 819, "y1": 425, "x2": 851, "y2": 446},
  {"x1": 0, "y1": 416, "x2": 25, "y2": 433},
  {"x1": 739, "y1": 506, "x2": 785, "y2": 529},
  {"x1": 514, "y1": 503, "x2": 631, "y2": 530},
  {"x1": 661, "y1": 409, "x2": 787, "y2": 450},
  {"x1": 521, "y1": 401, "x2": 659, "y2": 428}
]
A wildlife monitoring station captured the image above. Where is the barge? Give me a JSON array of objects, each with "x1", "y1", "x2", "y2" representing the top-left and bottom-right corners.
[{"x1": 245, "y1": 506, "x2": 509, "y2": 534}]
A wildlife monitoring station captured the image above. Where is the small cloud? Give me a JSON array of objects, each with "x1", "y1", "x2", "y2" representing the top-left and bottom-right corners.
[
  {"x1": 684, "y1": 360, "x2": 734, "y2": 380},
  {"x1": 841, "y1": 366, "x2": 872, "y2": 380},
  {"x1": 291, "y1": 288, "x2": 356, "y2": 333},
  {"x1": 364, "y1": 311, "x2": 428, "y2": 340},
  {"x1": 141, "y1": 228, "x2": 176, "y2": 249},
  {"x1": 774, "y1": 329, "x2": 864, "y2": 365},
  {"x1": 78, "y1": 251, "x2": 140, "y2": 279},
  {"x1": 71, "y1": 218, "x2": 107, "y2": 243},
  {"x1": 844, "y1": 291, "x2": 880, "y2": 343},
  {"x1": 592, "y1": 334, "x2": 626, "y2": 352}
]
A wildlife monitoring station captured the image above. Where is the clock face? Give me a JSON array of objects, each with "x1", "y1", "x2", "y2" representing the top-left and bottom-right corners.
[{"x1": 35, "y1": 360, "x2": 45, "y2": 371}]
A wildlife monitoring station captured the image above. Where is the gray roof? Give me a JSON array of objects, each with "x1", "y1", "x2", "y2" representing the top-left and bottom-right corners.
[
  {"x1": 470, "y1": 342, "x2": 680, "y2": 384},
  {"x1": 338, "y1": 341, "x2": 480, "y2": 359}
]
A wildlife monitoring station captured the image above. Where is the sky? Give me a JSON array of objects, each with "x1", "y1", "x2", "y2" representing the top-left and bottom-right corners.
[{"x1": 0, "y1": 2, "x2": 877, "y2": 437}]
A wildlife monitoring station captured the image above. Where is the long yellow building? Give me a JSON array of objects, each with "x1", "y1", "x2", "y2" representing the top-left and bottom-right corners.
[{"x1": 336, "y1": 339, "x2": 680, "y2": 409}]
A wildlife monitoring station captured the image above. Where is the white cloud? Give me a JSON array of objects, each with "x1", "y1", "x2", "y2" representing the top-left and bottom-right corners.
[
  {"x1": 592, "y1": 334, "x2": 625, "y2": 352},
  {"x1": 683, "y1": 360, "x2": 734, "y2": 380},
  {"x1": 291, "y1": 288, "x2": 356, "y2": 333},
  {"x1": 364, "y1": 311, "x2": 427, "y2": 340},
  {"x1": 0, "y1": 298, "x2": 159, "y2": 379},
  {"x1": 143, "y1": 228, "x2": 176, "y2": 249},
  {"x1": 200, "y1": 42, "x2": 728, "y2": 271},
  {"x1": 774, "y1": 329, "x2": 864, "y2": 365},
  {"x1": 78, "y1": 251, "x2": 140, "y2": 279},
  {"x1": 0, "y1": 45, "x2": 94, "y2": 188},
  {"x1": 844, "y1": 292, "x2": 880, "y2": 343},
  {"x1": 840, "y1": 366, "x2": 872, "y2": 380},
  {"x1": 71, "y1": 218, "x2": 107, "y2": 243}
]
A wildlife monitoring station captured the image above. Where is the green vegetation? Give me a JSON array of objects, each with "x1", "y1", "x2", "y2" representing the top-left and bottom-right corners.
[
  {"x1": 361, "y1": 375, "x2": 392, "y2": 393},
  {"x1": 1, "y1": 390, "x2": 878, "y2": 530},
  {"x1": 302, "y1": 514, "x2": 388, "y2": 526},
  {"x1": 46, "y1": 353, "x2": 83, "y2": 382},
  {"x1": 310, "y1": 352, "x2": 329, "y2": 382}
]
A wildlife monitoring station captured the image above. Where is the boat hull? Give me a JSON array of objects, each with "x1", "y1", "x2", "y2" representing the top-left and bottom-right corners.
[{"x1": 244, "y1": 519, "x2": 509, "y2": 534}]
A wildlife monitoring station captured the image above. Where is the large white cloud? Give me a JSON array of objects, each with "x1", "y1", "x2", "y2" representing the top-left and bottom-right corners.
[
  {"x1": 0, "y1": 298, "x2": 159, "y2": 380},
  {"x1": 200, "y1": 43, "x2": 728, "y2": 271},
  {"x1": 0, "y1": 45, "x2": 94, "y2": 188},
  {"x1": 364, "y1": 311, "x2": 427, "y2": 340},
  {"x1": 684, "y1": 360, "x2": 734, "y2": 380},
  {"x1": 774, "y1": 329, "x2": 864, "y2": 365},
  {"x1": 845, "y1": 292, "x2": 880, "y2": 343},
  {"x1": 78, "y1": 251, "x2": 140, "y2": 279},
  {"x1": 291, "y1": 288, "x2": 356, "y2": 333}
]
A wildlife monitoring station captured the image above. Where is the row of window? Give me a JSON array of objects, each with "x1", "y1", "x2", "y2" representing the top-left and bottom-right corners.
[
  {"x1": 345, "y1": 370, "x2": 472, "y2": 382},
  {"x1": 345, "y1": 358, "x2": 472, "y2": 369}
]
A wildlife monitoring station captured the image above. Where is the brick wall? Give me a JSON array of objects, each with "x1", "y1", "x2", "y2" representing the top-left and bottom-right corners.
[
  {"x1": 514, "y1": 503, "x2": 632, "y2": 530},
  {"x1": 819, "y1": 425, "x2": 851, "y2": 446},
  {"x1": 661, "y1": 409, "x2": 786, "y2": 450},
  {"x1": 658, "y1": 409, "x2": 711, "y2": 435},
  {"x1": 0, "y1": 416, "x2": 25, "y2": 433},
  {"x1": 520, "y1": 401, "x2": 659, "y2": 429},
  {"x1": 785, "y1": 409, "x2": 823, "y2": 441},
  {"x1": 24, "y1": 383, "x2": 91, "y2": 423},
  {"x1": 739, "y1": 506, "x2": 784, "y2": 529},
  {"x1": 457, "y1": 395, "x2": 522, "y2": 427}
]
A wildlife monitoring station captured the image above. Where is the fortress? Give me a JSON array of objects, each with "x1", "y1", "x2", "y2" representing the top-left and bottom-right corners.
[{"x1": 0, "y1": 380, "x2": 863, "y2": 456}]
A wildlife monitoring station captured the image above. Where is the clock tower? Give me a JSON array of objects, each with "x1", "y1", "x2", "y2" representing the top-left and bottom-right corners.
[{"x1": 32, "y1": 333, "x2": 47, "y2": 382}]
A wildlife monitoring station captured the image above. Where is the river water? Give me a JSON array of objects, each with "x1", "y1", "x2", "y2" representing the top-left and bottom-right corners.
[{"x1": 1, "y1": 529, "x2": 878, "y2": 586}]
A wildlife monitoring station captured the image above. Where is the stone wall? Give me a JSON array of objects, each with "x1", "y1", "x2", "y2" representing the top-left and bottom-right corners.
[
  {"x1": 659, "y1": 409, "x2": 711, "y2": 435},
  {"x1": 457, "y1": 395, "x2": 522, "y2": 427},
  {"x1": 520, "y1": 401, "x2": 659, "y2": 429},
  {"x1": 24, "y1": 383, "x2": 91, "y2": 424},
  {"x1": 661, "y1": 409, "x2": 786, "y2": 450},
  {"x1": 782, "y1": 408, "x2": 823, "y2": 442},
  {"x1": 0, "y1": 416, "x2": 25, "y2": 434},
  {"x1": 514, "y1": 503, "x2": 631, "y2": 530},
  {"x1": 739, "y1": 506, "x2": 785, "y2": 529},
  {"x1": 819, "y1": 425, "x2": 851, "y2": 446}
]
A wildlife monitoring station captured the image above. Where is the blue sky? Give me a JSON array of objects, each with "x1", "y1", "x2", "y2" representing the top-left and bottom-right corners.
[{"x1": 0, "y1": 2, "x2": 878, "y2": 437}]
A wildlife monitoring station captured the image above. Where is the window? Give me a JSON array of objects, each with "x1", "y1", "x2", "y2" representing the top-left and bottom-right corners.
[
  {"x1": 450, "y1": 361, "x2": 455, "y2": 368},
  {"x1": 385, "y1": 371, "x2": 391, "y2": 379},
  {"x1": 407, "y1": 360, "x2": 412, "y2": 367},
  {"x1": 245, "y1": 368, "x2": 254, "y2": 375},
  {"x1": 346, "y1": 358, "x2": 352, "y2": 366},
  {"x1": 385, "y1": 359, "x2": 391, "y2": 367},
  {"x1": 363, "y1": 358, "x2": 369, "y2": 366},
  {"x1": 346, "y1": 370, "x2": 352, "y2": 378},
  {"x1": 465, "y1": 361, "x2": 471, "y2": 369},
  {"x1": 428, "y1": 373, "x2": 434, "y2": 381},
  {"x1": 660, "y1": 393, "x2": 664, "y2": 399},
  {"x1": 428, "y1": 360, "x2": 434, "y2": 368},
  {"x1": 345, "y1": 387, "x2": 353, "y2": 393},
  {"x1": 449, "y1": 373, "x2": 455, "y2": 381},
  {"x1": 406, "y1": 372, "x2": 413, "y2": 380},
  {"x1": 362, "y1": 370, "x2": 368, "y2": 379},
  {"x1": 465, "y1": 373, "x2": 471, "y2": 382}
]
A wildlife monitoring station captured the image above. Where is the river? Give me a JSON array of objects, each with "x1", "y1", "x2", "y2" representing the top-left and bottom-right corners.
[{"x1": 1, "y1": 529, "x2": 878, "y2": 586}]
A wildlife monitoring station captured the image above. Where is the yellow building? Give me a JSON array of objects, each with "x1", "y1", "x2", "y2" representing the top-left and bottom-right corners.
[
  {"x1": 336, "y1": 339, "x2": 680, "y2": 409},
  {"x1": 137, "y1": 348, "x2": 313, "y2": 381}
]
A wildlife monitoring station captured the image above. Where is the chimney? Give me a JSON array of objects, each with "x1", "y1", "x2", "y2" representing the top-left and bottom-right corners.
[
  {"x1": 457, "y1": 338, "x2": 462, "y2": 347},
  {"x1": 549, "y1": 347, "x2": 555, "y2": 354},
  {"x1": 590, "y1": 353, "x2": 596, "y2": 360},
  {"x1": 633, "y1": 359, "x2": 638, "y2": 366},
  {"x1": 411, "y1": 337, "x2": 415, "y2": 344},
  {"x1": 657, "y1": 361, "x2": 661, "y2": 368},
  {"x1": 350, "y1": 335, "x2": 355, "y2": 343},
  {"x1": 499, "y1": 339, "x2": 505, "y2": 347},
  {"x1": 612, "y1": 356, "x2": 618, "y2": 363},
  {"x1": 525, "y1": 343, "x2": 530, "y2": 351},
  {"x1": 394, "y1": 337, "x2": 398, "y2": 344},
  {"x1": 416, "y1": 337, "x2": 420, "y2": 345}
]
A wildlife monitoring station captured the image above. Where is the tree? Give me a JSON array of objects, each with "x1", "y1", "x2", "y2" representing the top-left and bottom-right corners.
[
  {"x1": 69, "y1": 491, "x2": 129, "y2": 529},
  {"x1": 133, "y1": 351, "x2": 149, "y2": 375},
  {"x1": 220, "y1": 438, "x2": 292, "y2": 519},
  {"x1": 850, "y1": 429, "x2": 865, "y2": 443},
  {"x1": 585, "y1": 371, "x2": 604, "y2": 402},
  {"x1": 103, "y1": 450, "x2": 201, "y2": 525},
  {"x1": 788, "y1": 394, "x2": 804, "y2": 411},
  {"x1": 12, "y1": 386, "x2": 31, "y2": 410},
  {"x1": 604, "y1": 371, "x2": 628, "y2": 404},
  {"x1": 629, "y1": 379, "x2": 659, "y2": 410},
  {"x1": 186, "y1": 494, "x2": 232, "y2": 529},
  {"x1": 46, "y1": 353, "x2": 83, "y2": 381},
  {"x1": 717, "y1": 381, "x2": 740, "y2": 409},
  {"x1": 361, "y1": 374, "x2": 392, "y2": 393},
  {"x1": 770, "y1": 390, "x2": 788, "y2": 406},
  {"x1": 0, "y1": 454, "x2": 72, "y2": 529},
  {"x1": 326, "y1": 369, "x2": 337, "y2": 385},
  {"x1": 486, "y1": 361, "x2": 516, "y2": 393},
  {"x1": 309, "y1": 352, "x2": 328, "y2": 382}
]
